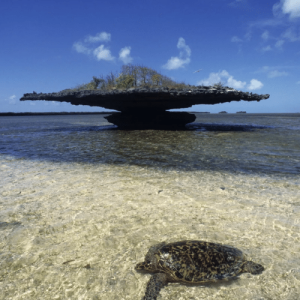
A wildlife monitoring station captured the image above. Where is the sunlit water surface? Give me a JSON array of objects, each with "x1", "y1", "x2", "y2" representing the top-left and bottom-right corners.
[{"x1": 0, "y1": 113, "x2": 299, "y2": 299}]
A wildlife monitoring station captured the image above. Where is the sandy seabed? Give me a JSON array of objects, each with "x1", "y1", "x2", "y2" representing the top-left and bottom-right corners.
[{"x1": 0, "y1": 155, "x2": 299, "y2": 300}]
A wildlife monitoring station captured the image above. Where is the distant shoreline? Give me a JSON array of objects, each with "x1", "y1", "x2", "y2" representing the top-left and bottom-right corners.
[
  {"x1": 0, "y1": 112, "x2": 115, "y2": 117},
  {"x1": 0, "y1": 112, "x2": 299, "y2": 117}
]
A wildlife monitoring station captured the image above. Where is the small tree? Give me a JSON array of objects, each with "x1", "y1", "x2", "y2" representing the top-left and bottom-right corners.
[
  {"x1": 96, "y1": 75, "x2": 106, "y2": 90},
  {"x1": 106, "y1": 72, "x2": 116, "y2": 88},
  {"x1": 120, "y1": 64, "x2": 139, "y2": 87},
  {"x1": 151, "y1": 73, "x2": 162, "y2": 86},
  {"x1": 116, "y1": 73, "x2": 135, "y2": 89},
  {"x1": 92, "y1": 76, "x2": 106, "y2": 89},
  {"x1": 213, "y1": 82, "x2": 224, "y2": 89},
  {"x1": 138, "y1": 66, "x2": 150, "y2": 86}
]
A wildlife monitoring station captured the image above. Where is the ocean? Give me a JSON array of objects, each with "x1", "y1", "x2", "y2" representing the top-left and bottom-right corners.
[{"x1": 0, "y1": 113, "x2": 299, "y2": 299}]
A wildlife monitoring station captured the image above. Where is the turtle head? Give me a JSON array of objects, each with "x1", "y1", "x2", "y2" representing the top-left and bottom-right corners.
[
  {"x1": 136, "y1": 243, "x2": 165, "y2": 272},
  {"x1": 135, "y1": 260, "x2": 154, "y2": 271},
  {"x1": 135, "y1": 253, "x2": 159, "y2": 272},
  {"x1": 243, "y1": 261, "x2": 264, "y2": 275}
]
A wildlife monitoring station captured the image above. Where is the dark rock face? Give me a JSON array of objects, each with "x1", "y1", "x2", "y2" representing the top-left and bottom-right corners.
[
  {"x1": 105, "y1": 111, "x2": 196, "y2": 130},
  {"x1": 20, "y1": 86, "x2": 269, "y2": 129}
]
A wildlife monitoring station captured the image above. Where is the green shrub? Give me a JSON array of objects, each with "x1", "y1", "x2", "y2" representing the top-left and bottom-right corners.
[
  {"x1": 116, "y1": 73, "x2": 135, "y2": 89},
  {"x1": 64, "y1": 64, "x2": 194, "y2": 92}
]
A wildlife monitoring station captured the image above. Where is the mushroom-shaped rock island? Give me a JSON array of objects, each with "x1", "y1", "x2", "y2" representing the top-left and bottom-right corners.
[{"x1": 20, "y1": 86, "x2": 269, "y2": 129}]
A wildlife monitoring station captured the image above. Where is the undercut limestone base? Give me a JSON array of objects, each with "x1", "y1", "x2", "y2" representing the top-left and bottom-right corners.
[{"x1": 105, "y1": 111, "x2": 196, "y2": 130}]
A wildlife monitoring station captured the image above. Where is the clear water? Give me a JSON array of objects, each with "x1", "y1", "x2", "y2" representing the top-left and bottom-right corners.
[{"x1": 0, "y1": 113, "x2": 299, "y2": 299}]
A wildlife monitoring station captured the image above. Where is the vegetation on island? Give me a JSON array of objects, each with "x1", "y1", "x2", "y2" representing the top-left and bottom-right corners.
[{"x1": 62, "y1": 65, "x2": 199, "y2": 92}]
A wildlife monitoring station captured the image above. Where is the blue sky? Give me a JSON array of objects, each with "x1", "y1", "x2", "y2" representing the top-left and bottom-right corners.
[{"x1": 1, "y1": 0, "x2": 299, "y2": 113}]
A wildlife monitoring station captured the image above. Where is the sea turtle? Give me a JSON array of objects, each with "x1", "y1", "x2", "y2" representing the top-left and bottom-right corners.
[{"x1": 135, "y1": 240, "x2": 264, "y2": 300}]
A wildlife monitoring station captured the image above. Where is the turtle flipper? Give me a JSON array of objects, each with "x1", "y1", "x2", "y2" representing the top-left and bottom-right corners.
[{"x1": 142, "y1": 273, "x2": 168, "y2": 300}]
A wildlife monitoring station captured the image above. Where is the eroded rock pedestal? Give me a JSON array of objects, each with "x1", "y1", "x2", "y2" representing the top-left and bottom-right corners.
[
  {"x1": 20, "y1": 86, "x2": 269, "y2": 129},
  {"x1": 105, "y1": 111, "x2": 196, "y2": 129}
]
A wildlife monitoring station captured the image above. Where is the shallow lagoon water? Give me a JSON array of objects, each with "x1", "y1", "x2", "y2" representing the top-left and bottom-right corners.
[{"x1": 0, "y1": 113, "x2": 299, "y2": 299}]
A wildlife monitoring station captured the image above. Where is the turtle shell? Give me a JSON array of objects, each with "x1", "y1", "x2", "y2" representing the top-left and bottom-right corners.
[{"x1": 153, "y1": 240, "x2": 246, "y2": 283}]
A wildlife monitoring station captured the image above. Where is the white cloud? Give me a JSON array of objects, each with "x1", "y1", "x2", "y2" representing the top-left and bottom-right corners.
[
  {"x1": 198, "y1": 70, "x2": 227, "y2": 86},
  {"x1": 261, "y1": 66, "x2": 270, "y2": 72},
  {"x1": 231, "y1": 36, "x2": 243, "y2": 42},
  {"x1": 273, "y1": 2, "x2": 284, "y2": 17},
  {"x1": 261, "y1": 30, "x2": 270, "y2": 40},
  {"x1": 177, "y1": 37, "x2": 191, "y2": 57},
  {"x1": 232, "y1": 1, "x2": 299, "y2": 56},
  {"x1": 163, "y1": 57, "x2": 190, "y2": 70},
  {"x1": 273, "y1": 0, "x2": 300, "y2": 19},
  {"x1": 259, "y1": 66, "x2": 289, "y2": 78},
  {"x1": 8, "y1": 95, "x2": 16, "y2": 105},
  {"x1": 281, "y1": 0, "x2": 300, "y2": 18},
  {"x1": 73, "y1": 32, "x2": 129, "y2": 63},
  {"x1": 261, "y1": 45, "x2": 272, "y2": 52},
  {"x1": 282, "y1": 27, "x2": 300, "y2": 41},
  {"x1": 119, "y1": 47, "x2": 133, "y2": 64},
  {"x1": 227, "y1": 76, "x2": 247, "y2": 89},
  {"x1": 248, "y1": 18, "x2": 284, "y2": 29},
  {"x1": 198, "y1": 71, "x2": 264, "y2": 90},
  {"x1": 275, "y1": 39, "x2": 285, "y2": 48},
  {"x1": 93, "y1": 45, "x2": 115, "y2": 61},
  {"x1": 198, "y1": 70, "x2": 247, "y2": 89},
  {"x1": 248, "y1": 79, "x2": 263, "y2": 90},
  {"x1": 245, "y1": 17, "x2": 284, "y2": 43},
  {"x1": 73, "y1": 42, "x2": 91, "y2": 54},
  {"x1": 163, "y1": 37, "x2": 191, "y2": 70},
  {"x1": 84, "y1": 32, "x2": 111, "y2": 43},
  {"x1": 268, "y1": 70, "x2": 289, "y2": 77}
]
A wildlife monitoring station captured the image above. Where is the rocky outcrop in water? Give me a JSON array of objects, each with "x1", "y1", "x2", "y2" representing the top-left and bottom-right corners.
[
  {"x1": 21, "y1": 86, "x2": 269, "y2": 111},
  {"x1": 20, "y1": 87, "x2": 269, "y2": 129},
  {"x1": 105, "y1": 111, "x2": 196, "y2": 130}
]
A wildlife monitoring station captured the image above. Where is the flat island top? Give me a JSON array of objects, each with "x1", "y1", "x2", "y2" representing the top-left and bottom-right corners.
[{"x1": 20, "y1": 86, "x2": 270, "y2": 112}]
